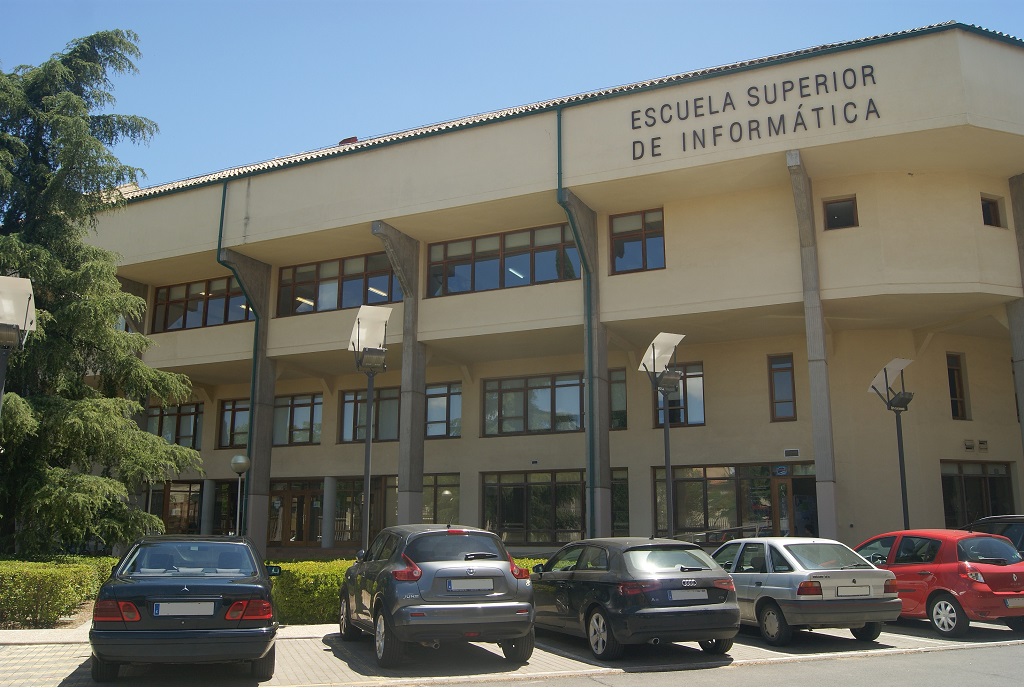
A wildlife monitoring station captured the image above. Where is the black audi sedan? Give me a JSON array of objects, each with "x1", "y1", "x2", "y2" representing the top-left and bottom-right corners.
[
  {"x1": 89, "y1": 535, "x2": 281, "y2": 682},
  {"x1": 530, "y1": 537, "x2": 739, "y2": 659}
]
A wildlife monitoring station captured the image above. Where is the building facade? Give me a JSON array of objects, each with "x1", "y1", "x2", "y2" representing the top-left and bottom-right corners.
[{"x1": 94, "y1": 23, "x2": 1024, "y2": 558}]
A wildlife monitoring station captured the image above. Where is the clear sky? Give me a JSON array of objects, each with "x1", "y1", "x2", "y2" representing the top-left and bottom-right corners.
[{"x1": 6, "y1": 0, "x2": 1024, "y2": 188}]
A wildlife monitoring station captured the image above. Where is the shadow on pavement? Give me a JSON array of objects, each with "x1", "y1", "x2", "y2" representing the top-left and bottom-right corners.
[{"x1": 324, "y1": 633, "x2": 532, "y2": 679}]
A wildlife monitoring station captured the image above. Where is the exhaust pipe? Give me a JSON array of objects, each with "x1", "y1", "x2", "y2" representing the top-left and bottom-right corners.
[
  {"x1": 420, "y1": 640, "x2": 440, "y2": 650},
  {"x1": 648, "y1": 638, "x2": 660, "y2": 645}
]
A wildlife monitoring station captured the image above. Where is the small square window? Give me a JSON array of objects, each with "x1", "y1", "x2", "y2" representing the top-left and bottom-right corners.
[
  {"x1": 824, "y1": 197, "x2": 858, "y2": 230},
  {"x1": 981, "y1": 196, "x2": 1004, "y2": 228}
]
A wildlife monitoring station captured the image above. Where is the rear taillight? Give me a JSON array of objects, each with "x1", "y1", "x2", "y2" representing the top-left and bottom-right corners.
[
  {"x1": 617, "y1": 580, "x2": 662, "y2": 596},
  {"x1": 960, "y1": 562, "x2": 985, "y2": 583},
  {"x1": 392, "y1": 553, "x2": 423, "y2": 581},
  {"x1": 508, "y1": 553, "x2": 530, "y2": 580},
  {"x1": 225, "y1": 600, "x2": 274, "y2": 621},
  {"x1": 796, "y1": 580, "x2": 823, "y2": 596},
  {"x1": 93, "y1": 600, "x2": 141, "y2": 622},
  {"x1": 713, "y1": 578, "x2": 735, "y2": 591},
  {"x1": 884, "y1": 578, "x2": 899, "y2": 594}
]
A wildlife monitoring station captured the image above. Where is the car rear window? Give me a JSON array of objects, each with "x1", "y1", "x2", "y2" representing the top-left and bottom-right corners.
[
  {"x1": 783, "y1": 543, "x2": 870, "y2": 570},
  {"x1": 404, "y1": 532, "x2": 506, "y2": 563},
  {"x1": 625, "y1": 546, "x2": 717, "y2": 572},
  {"x1": 122, "y1": 542, "x2": 256, "y2": 576},
  {"x1": 958, "y1": 536, "x2": 1023, "y2": 565}
]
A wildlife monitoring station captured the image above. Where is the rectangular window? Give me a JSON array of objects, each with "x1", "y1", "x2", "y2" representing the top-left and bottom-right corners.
[
  {"x1": 340, "y1": 386, "x2": 400, "y2": 442},
  {"x1": 277, "y1": 251, "x2": 402, "y2": 317},
  {"x1": 611, "y1": 468, "x2": 629, "y2": 536},
  {"x1": 482, "y1": 470, "x2": 585, "y2": 544},
  {"x1": 421, "y1": 473, "x2": 460, "y2": 524},
  {"x1": 426, "y1": 382, "x2": 462, "y2": 438},
  {"x1": 272, "y1": 394, "x2": 323, "y2": 446},
  {"x1": 823, "y1": 196, "x2": 858, "y2": 230},
  {"x1": 152, "y1": 277, "x2": 253, "y2": 333},
  {"x1": 768, "y1": 354, "x2": 796, "y2": 421},
  {"x1": 218, "y1": 399, "x2": 250, "y2": 449},
  {"x1": 482, "y1": 373, "x2": 584, "y2": 436},
  {"x1": 941, "y1": 462, "x2": 1014, "y2": 527},
  {"x1": 610, "y1": 369, "x2": 627, "y2": 430},
  {"x1": 981, "y1": 195, "x2": 1005, "y2": 228},
  {"x1": 146, "y1": 403, "x2": 204, "y2": 449},
  {"x1": 656, "y1": 362, "x2": 705, "y2": 427},
  {"x1": 947, "y1": 353, "x2": 968, "y2": 420},
  {"x1": 427, "y1": 224, "x2": 579, "y2": 297},
  {"x1": 610, "y1": 209, "x2": 665, "y2": 274}
]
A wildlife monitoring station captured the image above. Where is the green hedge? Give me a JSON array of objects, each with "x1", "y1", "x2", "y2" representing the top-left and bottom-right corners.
[{"x1": 0, "y1": 562, "x2": 92, "y2": 627}]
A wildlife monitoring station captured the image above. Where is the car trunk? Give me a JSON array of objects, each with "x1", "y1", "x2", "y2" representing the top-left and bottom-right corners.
[
  {"x1": 105, "y1": 575, "x2": 267, "y2": 630},
  {"x1": 415, "y1": 563, "x2": 513, "y2": 602},
  {"x1": 974, "y1": 562, "x2": 1024, "y2": 594},
  {"x1": 805, "y1": 569, "x2": 893, "y2": 600}
]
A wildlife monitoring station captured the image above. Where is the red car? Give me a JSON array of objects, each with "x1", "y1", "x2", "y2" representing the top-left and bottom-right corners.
[{"x1": 854, "y1": 529, "x2": 1024, "y2": 637}]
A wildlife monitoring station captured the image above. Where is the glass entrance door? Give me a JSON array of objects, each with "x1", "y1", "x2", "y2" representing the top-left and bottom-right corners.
[{"x1": 269, "y1": 481, "x2": 323, "y2": 546}]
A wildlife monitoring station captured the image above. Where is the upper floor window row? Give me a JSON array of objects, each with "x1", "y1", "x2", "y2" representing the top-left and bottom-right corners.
[
  {"x1": 278, "y1": 251, "x2": 403, "y2": 317},
  {"x1": 610, "y1": 209, "x2": 664, "y2": 275},
  {"x1": 428, "y1": 224, "x2": 580, "y2": 297},
  {"x1": 152, "y1": 277, "x2": 254, "y2": 333}
]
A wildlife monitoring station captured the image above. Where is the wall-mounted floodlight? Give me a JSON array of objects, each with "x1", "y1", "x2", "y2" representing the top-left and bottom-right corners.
[
  {"x1": 348, "y1": 305, "x2": 393, "y2": 550},
  {"x1": 230, "y1": 454, "x2": 251, "y2": 536},
  {"x1": 869, "y1": 358, "x2": 914, "y2": 529},
  {"x1": 0, "y1": 276, "x2": 36, "y2": 421},
  {"x1": 640, "y1": 332, "x2": 685, "y2": 538}
]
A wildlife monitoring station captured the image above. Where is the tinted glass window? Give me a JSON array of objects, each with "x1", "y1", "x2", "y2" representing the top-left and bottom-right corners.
[
  {"x1": 404, "y1": 532, "x2": 504, "y2": 563},
  {"x1": 783, "y1": 542, "x2": 870, "y2": 570},
  {"x1": 894, "y1": 536, "x2": 942, "y2": 564},
  {"x1": 625, "y1": 546, "x2": 716, "y2": 572},
  {"x1": 577, "y1": 546, "x2": 609, "y2": 571},
  {"x1": 123, "y1": 542, "x2": 255, "y2": 576},
  {"x1": 713, "y1": 542, "x2": 741, "y2": 571},
  {"x1": 546, "y1": 545, "x2": 585, "y2": 572},
  {"x1": 958, "y1": 536, "x2": 1023, "y2": 564},
  {"x1": 769, "y1": 546, "x2": 793, "y2": 572}
]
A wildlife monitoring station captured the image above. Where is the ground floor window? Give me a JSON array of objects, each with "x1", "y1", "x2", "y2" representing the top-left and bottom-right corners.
[
  {"x1": 482, "y1": 470, "x2": 585, "y2": 544},
  {"x1": 941, "y1": 461, "x2": 1014, "y2": 527},
  {"x1": 653, "y1": 463, "x2": 817, "y2": 543},
  {"x1": 146, "y1": 481, "x2": 203, "y2": 534},
  {"x1": 612, "y1": 468, "x2": 629, "y2": 536}
]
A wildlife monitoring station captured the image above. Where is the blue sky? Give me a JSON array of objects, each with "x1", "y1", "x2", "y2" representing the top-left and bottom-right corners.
[{"x1": 6, "y1": 0, "x2": 1024, "y2": 188}]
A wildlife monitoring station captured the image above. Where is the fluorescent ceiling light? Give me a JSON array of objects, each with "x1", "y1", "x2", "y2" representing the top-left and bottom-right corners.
[
  {"x1": 295, "y1": 297, "x2": 314, "y2": 306},
  {"x1": 367, "y1": 287, "x2": 387, "y2": 297}
]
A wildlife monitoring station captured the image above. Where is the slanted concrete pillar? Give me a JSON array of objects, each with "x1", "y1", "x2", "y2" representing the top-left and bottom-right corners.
[
  {"x1": 1007, "y1": 175, "x2": 1024, "y2": 475},
  {"x1": 218, "y1": 248, "x2": 275, "y2": 559},
  {"x1": 322, "y1": 475, "x2": 337, "y2": 549},
  {"x1": 559, "y1": 189, "x2": 612, "y2": 538},
  {"x1": 372, "y1": 221, "x2": 426, "y2": 525},
  {"x1": 117, "y1": 277, "x2": 149, "y2": 334},
  {"x1": 200, "y1": 479, "x2": 216, "y2": 535},
  {"x1": 787, "y1": 150, "x2": 839, "y2": 540}
]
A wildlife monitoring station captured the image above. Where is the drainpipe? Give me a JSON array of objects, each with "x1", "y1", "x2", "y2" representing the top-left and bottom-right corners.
[{"x1": 555, "y1": 107, "x2": 598, "y2": 537}]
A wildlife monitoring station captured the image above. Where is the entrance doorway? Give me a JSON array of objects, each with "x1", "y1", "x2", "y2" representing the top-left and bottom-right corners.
[
  {"x1": 269, "y1": 481, "x2": 323, "y2": 547},
  {"x1": 772, "y1": 474, "x2": 818, "y2": 537}
]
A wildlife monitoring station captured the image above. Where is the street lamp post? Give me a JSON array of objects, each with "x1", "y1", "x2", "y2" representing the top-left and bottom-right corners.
[
  {"x1": 348, "y1": 305, "x2": 392, "y2": 552},
  {"x1": 0, "y1": 276, "x2": 35, "y2": 422},
  {"x1": 640, "y1": 333, "x2": 685, "y2": 539},
  {"x1": 230, "y1": 454, "x2": 251, "y2": 536},
  {"x1": 869, "y1": 358, "x2": 915, "y2": 530}
]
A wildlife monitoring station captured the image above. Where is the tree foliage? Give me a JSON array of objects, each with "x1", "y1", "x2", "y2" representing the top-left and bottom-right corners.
[{"x1": 0, "y1": 30, "x2": 202, "y2": 554}]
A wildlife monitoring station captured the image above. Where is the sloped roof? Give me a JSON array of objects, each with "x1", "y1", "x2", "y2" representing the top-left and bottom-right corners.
[{"x1": 122, "y1": 21, "x2": 1021, "y2": 202}]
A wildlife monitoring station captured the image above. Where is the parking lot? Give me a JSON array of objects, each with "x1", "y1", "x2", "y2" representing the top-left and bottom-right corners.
[{"x1": 2, "y1": 618, "x2": 1024, "y2": 686}]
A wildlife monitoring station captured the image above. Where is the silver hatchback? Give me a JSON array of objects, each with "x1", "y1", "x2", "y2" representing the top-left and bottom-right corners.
[
  {"x1": 712, "y1": 537, "x2": 901, "y2": 645},
  {"x1": 339, "y1": 524, "x2": 535, "y2": 667}
]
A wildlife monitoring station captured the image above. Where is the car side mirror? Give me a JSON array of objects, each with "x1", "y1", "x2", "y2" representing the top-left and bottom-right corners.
[
  {"x1": 355, "y1": 549, "x2": 367, "y2": 563},
  {"x1": 265, "y1": 565, "x2": 282, "y2": 577},
  {"x1": 532, "y1": 563, "x2": 544, "y2": 573},
  {"x1": 111, "y1": 564, "x2": 118, "y2": 576}
]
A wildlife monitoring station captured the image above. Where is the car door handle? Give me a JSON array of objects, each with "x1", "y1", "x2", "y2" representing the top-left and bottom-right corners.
[
  {"x1": 917, "y1": 571, "x2": 932, "y2": 576},
  {"x1": 755, "y1": 582, "x2": 763, "y2": 586}
]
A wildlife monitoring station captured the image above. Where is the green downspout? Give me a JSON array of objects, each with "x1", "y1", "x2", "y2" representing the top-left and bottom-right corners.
[
  {"x1": 215, "y1": 181, "x2": 260, "y2": 535},
  {"x1": 555, "y1": 108, "x2": 597, "y2": 537}
]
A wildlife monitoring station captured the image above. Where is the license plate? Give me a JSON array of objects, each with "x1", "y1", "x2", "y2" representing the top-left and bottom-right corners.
[
  {"x1": 447, "y1": 578, "x2": 493, "y2": 592},
  {"x1": 1006, "y1": 598, "x2": 1024, "y2": 608},
  {"x1": 152, "y1": 602, "x2": 215, "y2": 616},
  {"x1": 669, "y1": 589, "x2": 708, "y2": 601},
  {"x1": 837, "y1": 586, "x2": 870, "y2": 597}
]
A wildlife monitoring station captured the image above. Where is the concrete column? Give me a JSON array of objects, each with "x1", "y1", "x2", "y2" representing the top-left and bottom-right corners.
[
  {"x1": 372, "y1": 221, "x2": 426, "y2": 525},
  {"x1": 200, "y1": 479, "x2": 216, "y2": 535},
  {"x1": 559, "y1": 189, "x2": 612, "y2": 538},
  {"x1": 117, "y1": 277, "x2": 149, "y2": 335},
  {"x1": 218, "y1": 248, "x2": 276, "y2": 559},
  {"x1": 322, "y1": 476, "x2": 337, "y2": 549},
  {"x1": 1007, "y1": 175, "x2": 1024, "y2": 470},
  {"x1": 786, "y1": 150, "x2": 839, "y2": 539}
]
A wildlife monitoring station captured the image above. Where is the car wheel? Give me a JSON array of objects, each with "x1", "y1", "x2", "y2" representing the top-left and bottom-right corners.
[
  {"x1": 850, "y1": 622, "x2": 883, "y2": 642},
  {"x1": 698, "y1": 638, "x2": 734, "y2": 655},
  {"x1": 251, "y1": 645, "x2": 275, "y2": 682},
  {"x1": 501, "y1": 627, "x2": 535, "y2": 663},
  {"x1": 375, "y1": 610, "x2": 404, "y2": 668},
  {"x1": 339, "y1": 590, "x2": 360, "y2": 640},
  {"x1": 758, "y1": 601, "x2": 792, "y2": 646},
  {"x1": 90, "y1": 654, "x2": 120, "y2": 682},
  {"x1": 1005, "y1": 617, "x2": 1024, "y2": 633},
  {"x1": 929, "y1": 593, "x2": 969, "y2": 638},
  {"x1": 587, "y1": 608, "x2": 624, "y2": 660}
]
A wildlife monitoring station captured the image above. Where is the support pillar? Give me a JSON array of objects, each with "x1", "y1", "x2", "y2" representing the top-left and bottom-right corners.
[
  {"x1": 1007, "y1": 175, "x2": 1024, "y2": 474},
  {"x1": 787, "y1": 150, "x2": 839, "y2": 539},
  {"x1": 200, "y1": 479, "x2": 215, "y2": 535},
  {"x1": 322, "y1": 475, "x2": 337, "y2": 549}
]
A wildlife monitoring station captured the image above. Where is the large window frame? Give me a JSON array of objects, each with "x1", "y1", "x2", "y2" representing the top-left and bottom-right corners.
[
  {"x1": 947, "y1": 352, "x2": 969, "y2": 420},
  {"x1": 277, "y1": 251, "x2": 402, "y2": 317},
  {"x1": 152, "y1": 277, "x2": 253, "y2": 333},
  {"x1": 339, "y1": 386, "x2": 400, "y2": 443},
  {"x1": 655, "y1": 362, "x2": 705, "y2": 428},
  {"x1": 146, "y1": 402, "x2": 203, "y2": 449},
  {"x1": 218, "y1": 399, "x2": 250, "y2": 449},
  {"x1": 482, "y1": 470, "x2": 586, "y2": 545},
  {"x1": 610, "y1": 209, "x2": 665, "y2": 275},
  {"x1": 427, "y1": 224, "x2": 580, "y2": 297},
  {"x1": 768, "y1": 354, "x2": 796, "y2": 422},
  {"x1": 823, "y1": 196, "x2": 858, "y2": 230},
  {"x1": 426, "y1": 382, "x2": 462, "y2": 438},
  {"x1": 941, "y1": 461, "x2": 1014, "y2": 527},
  {"x1": 483, "y1": 373, "x2": 585, "y2": 437},
  {"x1": 273, "y1": 393, "x2": 323, "y2": 446}
]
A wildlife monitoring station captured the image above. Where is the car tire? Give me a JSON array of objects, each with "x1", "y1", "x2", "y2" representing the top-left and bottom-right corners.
[
  {"x1": 758, "y1": 602, "x2": 793, "y2": 646},
  {"x1": 251, "y1": 645, "x2": 275, "y2": 682},
  {"x1": 90, "y1": 654, "x2": 120, "y2": 682},
  {"x1": 375, "y1": 610, "x2": 404, "y2": 668},
  {"x1": 698, "y1": 638, "x2": 734, "y2": 654},
  {"x1": 501, "y1": 627, "x2": 535, "y2": 663},
  {"x1": 850, "y1": 622, "x2": 883, "y2": 641},
  {"x1": 929, "y1": 593, "x2": 969, "y2": 638},
  {"x1": 1005, "y1": 617, "x2": 1024, "y2": 633},
  {"x1": 587, "y1": 608, "x2": 624, "y2": 660},
  {"x1": 339, "y1": 590, "x2": 360, "y2": 640}
]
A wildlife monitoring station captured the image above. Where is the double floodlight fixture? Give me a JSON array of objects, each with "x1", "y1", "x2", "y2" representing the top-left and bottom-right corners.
[
  {"x1": 869, "y1": 357, "x2": 915, "y2": 529},
  {"x1": 349, "y1": 305, "x2": 392, "y2": 373},
  {"x1": 640, "y1": 332, "x2": 686, "y2": 539}
]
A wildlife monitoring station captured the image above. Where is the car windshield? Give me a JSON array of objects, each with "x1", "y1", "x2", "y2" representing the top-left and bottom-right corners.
[
  {"x1": 958, "y1": 536, "x2": 1023, "y2": 565},
  {"x1": 122, "y1": 542, "x2": 256, "y2": 576},
  {"x1": 783, "y1": 542, "x2": 871, "y2": 570},
  {"x1": 405, "y1": 532, "x2": 505, "y2": 563},
  {"x1": 625, "y1": 546, "x2": 717, "y2": 572}
]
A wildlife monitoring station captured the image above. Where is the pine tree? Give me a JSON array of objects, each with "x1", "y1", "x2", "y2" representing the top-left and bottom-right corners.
[{"x1": 0, "y1": 29, "x2": 201, "y2": 554}]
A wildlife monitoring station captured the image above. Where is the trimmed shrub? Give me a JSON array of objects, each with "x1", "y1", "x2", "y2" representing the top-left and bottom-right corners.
[
  {"x1": 0, "y1": 562, "x2": 93, "y2": 627},
  {"x1": 270, "y1": 560, "x2": 352, "y2": 625}
]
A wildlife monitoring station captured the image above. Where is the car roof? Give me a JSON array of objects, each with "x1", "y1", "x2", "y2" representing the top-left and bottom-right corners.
[
  {"x1": 385, "y1": 523, "x2": 494, "y2": 537},
  {"x1": 135, "y1": 535, "x2": 252, "y2": 546},
  {"x1": 964, "y1": 515, "x2": 1024, "y2": 525},
  {"x1": 562, "y1": 537, "x2": 701, "y2": 551},
  {"x1": 715, "y1": 537, "x2": 845, "y2": 546},
  {"x1": 864, "y1": 528, "x2": 1005, "y2": 541}
]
